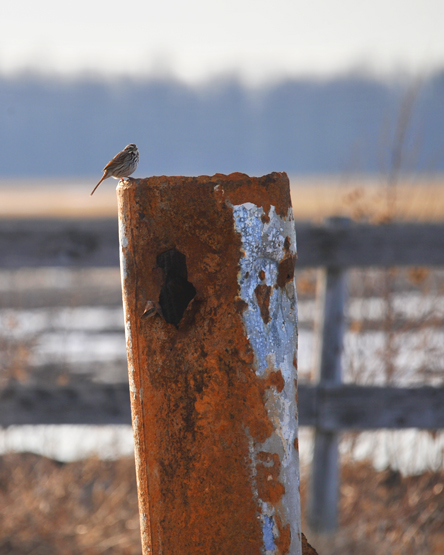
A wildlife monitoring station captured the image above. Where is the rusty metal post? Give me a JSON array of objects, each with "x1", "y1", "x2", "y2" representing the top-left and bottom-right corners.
[{"x1": 117, "y1": 172, "x2": 301, "y2": 555}]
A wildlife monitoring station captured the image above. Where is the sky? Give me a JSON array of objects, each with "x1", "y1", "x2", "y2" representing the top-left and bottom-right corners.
[{"x1": 1, "y1": 0, "x2": 443, "y2": 84}]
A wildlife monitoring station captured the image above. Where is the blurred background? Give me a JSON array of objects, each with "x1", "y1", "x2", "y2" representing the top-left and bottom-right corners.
[{"x1": 1, "y1": 1, "x2": 444, "y2": 554}]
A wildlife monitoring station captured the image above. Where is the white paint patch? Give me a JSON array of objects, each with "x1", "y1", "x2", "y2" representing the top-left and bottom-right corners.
[
  {"x1": 118, "y1": 217, "x2": 129, "y2": 279},
  {"x1": 125, "y1": 319, "x2": 138, "y2": 398},
  {"x1": 118, "y1": 214, "x2": 137, "y2": 400},
  {"x1": 233, "y1": 202, "x2": 301, "y2": 555}
]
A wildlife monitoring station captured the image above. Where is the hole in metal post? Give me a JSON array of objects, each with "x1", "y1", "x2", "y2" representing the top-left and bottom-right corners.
[{"x1": 156, "y1": 249, "x2": 197, "y2": 326}]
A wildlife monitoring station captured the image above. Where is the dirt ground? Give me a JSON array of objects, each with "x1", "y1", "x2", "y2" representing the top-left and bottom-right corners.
[{"x1": 0, "y1": 452, "x2": 442, "y2": 555}]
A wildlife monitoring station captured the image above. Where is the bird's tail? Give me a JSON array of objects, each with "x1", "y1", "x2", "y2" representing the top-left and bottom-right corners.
[{"x1": 90, "y1": 173, "x2": 107, "y2": 196}]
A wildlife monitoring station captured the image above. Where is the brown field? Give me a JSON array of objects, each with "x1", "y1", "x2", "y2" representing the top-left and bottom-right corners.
[
  {"x1": 0, "y1": 452, "x2": 443, "y2": 555},
  {"x1": 290, "y1": 175, "x2": 444, "y2": 223},
  {"x1": 1, "y1": 175, "x2": 443, "y2": 221}
]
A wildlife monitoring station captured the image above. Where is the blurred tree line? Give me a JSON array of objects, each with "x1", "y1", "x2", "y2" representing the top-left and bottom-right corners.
[{"x1": 0, "y1": 71, "x2": 443, "y2": 178}]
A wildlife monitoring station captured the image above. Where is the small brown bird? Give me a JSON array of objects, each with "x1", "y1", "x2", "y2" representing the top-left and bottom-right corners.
[{"x1": 90, "y1": 144, "x2": 139, "y2": 196}]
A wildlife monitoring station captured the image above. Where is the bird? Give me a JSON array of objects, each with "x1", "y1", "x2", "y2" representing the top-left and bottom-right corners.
[{"x1": 90, "y1": 144, "x2": 139, "y2": 196}]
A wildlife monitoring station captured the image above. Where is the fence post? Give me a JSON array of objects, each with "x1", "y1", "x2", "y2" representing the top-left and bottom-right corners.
[
  {"x1": 308, "y1": 217, "x2": 350, "y2": 533},
  {"x1": 117, "y1": 173, "x2": 302, "y2": 554}
]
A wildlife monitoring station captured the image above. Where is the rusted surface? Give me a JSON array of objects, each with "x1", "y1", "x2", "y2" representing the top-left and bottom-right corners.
[
  {"x1": 262, "y1": 369, "x2": 285, "y2": 394},
  {"x1": 301, "y1": 533, "x2": 319, "y2": 555},
  {"x1": 118, "y1": 172, "x2": 300, "y2": 554},
  {"x1": 276, "y1": 523, "x2": 292, "y2": 554},
  {"x1": 277, "y1": 255, "x2": 296, "y2": 288},
  {"x1": 255, "y1": 283, "x2": 272, "y2": 324}
]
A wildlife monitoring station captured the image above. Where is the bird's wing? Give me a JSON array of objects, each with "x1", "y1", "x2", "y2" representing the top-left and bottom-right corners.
[{"x1": 102, "y1": 149, "x2": 127, "y2": 172}]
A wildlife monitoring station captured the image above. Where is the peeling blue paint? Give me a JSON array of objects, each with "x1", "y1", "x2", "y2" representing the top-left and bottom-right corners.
[
  {"x1": 263, "y1": 515, "x2": 276, "y2": 551},
  {"x1": 233, "y1": 202, "x2": 301, "y2": 555}
]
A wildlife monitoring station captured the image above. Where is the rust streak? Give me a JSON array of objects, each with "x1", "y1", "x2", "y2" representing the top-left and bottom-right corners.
[
  {"x1": 263, "y1": 369, "x2": 285, "y2": 394},
  {"x1": 277, "y1": 255, "x2": 296, "y2": 288},
  {"x1": 255, "y1": 283, "x2": 272, "y2": 325},
  {"x1": 256, "y1": 452, "x2": 285, "y2": 504},
  {"x1": 275, "y1": 515, "x2": 292, "y2": 554},
  {"x1": 283, "y1": 235, "x2": 291, "y2": 252}
]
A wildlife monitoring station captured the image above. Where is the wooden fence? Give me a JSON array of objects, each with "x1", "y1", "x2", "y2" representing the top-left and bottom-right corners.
[
  {"x1": 1, "y1": 218, "x2": 444, "y2": 532},
  {"x1": 2, "y1": 218, "x2": 444, "y2": 269}
]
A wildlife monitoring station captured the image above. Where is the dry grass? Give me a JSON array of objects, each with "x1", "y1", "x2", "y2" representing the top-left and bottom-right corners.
[
  {"x1": 301, "y1": 461, "x2": 444, "y2": 555},
  {"x1": 0, "y1": 453, "x2": 443, "y2": 555},
  {"x1": 290, "y1": 176, "x2": 444, "y2": 223},
  {"x1": 0, "y1": 176, "x2": 443, "y2": 221},
  {"x1": 0, "y1": 181, "x2": 117, "y2": 219},
  {"x1": 0, "y1": 453, "x2": 141, "y2": 555}
]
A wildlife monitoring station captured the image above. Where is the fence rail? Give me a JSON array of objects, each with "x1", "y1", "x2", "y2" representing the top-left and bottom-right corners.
[
  {"x1": 1, "y1": 382, "x2": 443, "y2": 429},
  {"x1": 2, "y1": 218, "x2": 444, "y2": 268}
]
